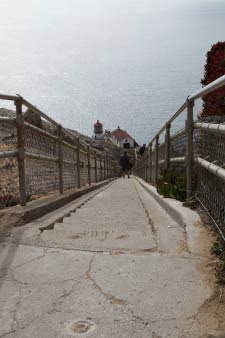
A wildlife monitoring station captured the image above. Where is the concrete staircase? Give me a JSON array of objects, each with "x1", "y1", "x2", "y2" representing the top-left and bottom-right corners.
[{"x1": 41, "y1": 179, "x2": 157, "y2": 251}]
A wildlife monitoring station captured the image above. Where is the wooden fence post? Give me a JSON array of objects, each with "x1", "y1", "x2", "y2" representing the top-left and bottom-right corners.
[
  {"x1": 106, "y1": 158, "x2": 109, "y2": 178},
  {"x1": 155, "y1": 135, "x2": 159, "y2": 185},
  {"x1": 145, "y1": 149, "x2": 148, "y2": 181},
  {"x1": 186, "y1": 98, "x2": 194, "y2": 199},
  {"x1": 165, "y1": 122, "x2": 171, "y2": 170},
  {"x1": 77, "y1": 140, "x2": 81, "y2": 188},
  {"x1": 112, "y1": 161, "x2": 114, "y2": 178},
  {"x1": 15, "y1": 98, "x2": 26, "y2": 206},
  {"x1": 149, "y1": 143, "x2": 152, "y2": 183},
  {"x1": 104, "y1": 156, "x2": 106, "y2": 180},
  {"x1": 100, "y1": 157, "x2": 102, "y2": 181},
  {"x1": 57, "y1": 125, "x2": 63, "y2": 194},
  {"x1": 87, "y1": 146, "x2": 91, "y2": 186},
  {"x1": 94, "y1": 152, "x2": 98, "y2": 182}
]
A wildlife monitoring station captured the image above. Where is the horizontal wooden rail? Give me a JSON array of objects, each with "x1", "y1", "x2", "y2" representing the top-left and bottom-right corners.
[
  {"x1": 62, "y1": 159, "x2": 78, "y2": 166},
  {"x1": 24, "y1": 122, "x2": 58, "y2": 140},
  {"x1": 62, "y1": 140, "x2": 77, "y2": 151},
  {"x1": 194, "y1": 122, "x2": 225, "y2": 134},
  {"x1": 25, "y1": 152, "x2": 58, "y2": 162},
  {"x1": 0, "y1": 117, "x2": 15, "y2": 124},
  {"x1": 196, "y1": 157, "x2": 225, "y2": 183},
  {"x1": 0, "y1": 92, "x2": 121, "y2": 207},
  {"x1": 0, "y1": 94, "x2": 18, "y2": 101},
  {"x1": 80, "y1": 148, "x2": 88, "y2": 155},
  {"x1": 170, "y1": 129, "x2": 186, "y2": 141},
  {"x1": 189, "y1": 74, "x2": 225, "y2": 102},
  {"x1": 0, "y1": 150, "x2": 17, "y2": 159},
  {"x1": 170, "y1": 156, "x2": 185, "y2": 163}
]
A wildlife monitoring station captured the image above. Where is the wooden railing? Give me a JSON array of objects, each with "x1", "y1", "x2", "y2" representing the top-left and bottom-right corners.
[{"x1": 0, "y1": 94, "x2": 119, "y2": 207}]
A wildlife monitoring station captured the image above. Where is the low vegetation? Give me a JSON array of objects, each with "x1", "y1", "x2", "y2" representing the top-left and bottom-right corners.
[
  {"x1": 157, "y1": 169, "x2": 186, "y2": 202},
  {"x1": 211, "y1": 237, "x2": 225, "y2": 285}
]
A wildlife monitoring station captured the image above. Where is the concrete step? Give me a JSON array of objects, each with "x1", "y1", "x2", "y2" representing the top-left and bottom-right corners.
[
  {"x1": 55, "y1": 218, "x2": 149, "y2": 234},
  {"x1": 53, "y1": 222, "x2": 127, "y2": 232},
  {"x1": 62, "y1": 214, "x2": 147, "y2": 227},
  {"x1": 56, "y1": 219, "x2": 118, "y2": 230},
  {"x1": 41, "y1": 228, "x2": 156, "y2": 251}
]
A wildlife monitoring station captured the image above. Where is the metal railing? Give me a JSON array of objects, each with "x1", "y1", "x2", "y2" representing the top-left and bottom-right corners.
[
  {"x1": 134, "y1": 74, "x2": 225, "y2": 237},
  {"x1": 0, "y1": 95, "x2": 119, "y2": 208}
]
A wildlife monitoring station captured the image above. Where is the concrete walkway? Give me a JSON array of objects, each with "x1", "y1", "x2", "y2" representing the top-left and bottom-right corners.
[{"x1": 0, "y1": 178, "x2": 218, "y2": 338}]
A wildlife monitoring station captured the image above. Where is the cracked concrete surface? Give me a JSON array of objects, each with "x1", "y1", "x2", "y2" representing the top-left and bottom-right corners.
[{"x1": 0, "y1": 178, "x2": 221, "y2": 338}]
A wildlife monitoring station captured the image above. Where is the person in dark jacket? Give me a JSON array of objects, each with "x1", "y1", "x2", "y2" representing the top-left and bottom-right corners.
[
  {"x1": 139, "y1": 144, "x2": 146, "y2": 156},
  {"x1": 120, "y1": 151, "x2": 131, "y2": 178}
]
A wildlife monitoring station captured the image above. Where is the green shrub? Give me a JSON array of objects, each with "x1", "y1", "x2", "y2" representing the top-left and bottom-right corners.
[
  {"x1": 157, "y1": 169, "x2": 186, "y2": 202},
  {"x1": 211, "y1": 237, "x2": 225, "y2": 285},
  {"x1": 216, "y1": 260, "x2": 225, "y2": 284},
  {"x1": 211, "y1": 240, "x2": 224, "y2": 258}
]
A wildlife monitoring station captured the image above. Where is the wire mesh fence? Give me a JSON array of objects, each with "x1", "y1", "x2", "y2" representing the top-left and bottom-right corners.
[
  {"x1": 195, "y1": 127, "x2": 225, "y2": 165},
  {"x1": 194, "y1": 126, "x2": 225, "y2": 236},
  {"x1": 134, "y1": 121, "x2": 225, "y2": 238},
  {"x1": 170, "y1": 129, "x2": 186, "y2": 158},
  {"x1": 25, "y1": 157, "x2": 59, "y2": 198},
  {"x1": 197, "y1": 165, "x2": 225, "y2": 235},
  {"x1": 0, "y1": 120, "x2": 19, "y2": 207},
  {"x1": 0, "y1": 97, "x2": 119, "y2": 209},
  {"x1": 0, "y1": 157, "x2": 19, "y2": 208}
]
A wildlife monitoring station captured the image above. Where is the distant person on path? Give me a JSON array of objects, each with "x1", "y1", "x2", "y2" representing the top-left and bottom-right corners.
[
  {"x1": 120, "y1": 151, "x2": 131, "y2": 178},
  {"x1": 139, "y1": 144, "x2": 146, "y2": 156}
]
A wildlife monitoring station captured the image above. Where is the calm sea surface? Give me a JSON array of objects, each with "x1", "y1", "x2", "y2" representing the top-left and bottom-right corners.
[{"x1": 0, "y1": 0, "x2": 225, "y2": 143}]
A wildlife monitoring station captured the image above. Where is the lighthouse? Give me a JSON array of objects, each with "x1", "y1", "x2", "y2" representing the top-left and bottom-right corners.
[{"x1": 93, "y1": 120, "x2": 104, "y2": 140}]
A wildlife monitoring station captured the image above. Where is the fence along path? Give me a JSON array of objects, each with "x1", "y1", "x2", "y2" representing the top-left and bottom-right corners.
[
  {"x1": 0, "y1": 95, "x2": 119, "y2": 208},
  {"x1": 134, "y1": 75, "x2": 225, "y2": 239}
]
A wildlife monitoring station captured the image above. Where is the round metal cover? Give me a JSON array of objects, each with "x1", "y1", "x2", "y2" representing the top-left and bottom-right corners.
[{"x1": 71, "y1": 320, "x2": 93, "y2": 334}]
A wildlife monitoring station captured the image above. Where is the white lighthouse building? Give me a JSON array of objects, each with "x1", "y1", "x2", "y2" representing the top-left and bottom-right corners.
[{"x1": 93, "y1": 120, "x2": 104, "y2": 140}]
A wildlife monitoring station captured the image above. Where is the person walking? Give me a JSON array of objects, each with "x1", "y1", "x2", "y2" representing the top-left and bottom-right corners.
[
  {"x1": 120, "y1": 151, "x2": 131, "y2": 178},
  {"x1": 139, "y1": 144, "x2": 146, "y2": 156}
]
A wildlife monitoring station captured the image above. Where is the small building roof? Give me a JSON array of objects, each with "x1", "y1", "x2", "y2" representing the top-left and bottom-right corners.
[
  {"x1": 94, "y1": 120, "x2": 102, "y2": 127},
  {"x1": 111, "y1": 126, "x2": 133, "y2": 142}
]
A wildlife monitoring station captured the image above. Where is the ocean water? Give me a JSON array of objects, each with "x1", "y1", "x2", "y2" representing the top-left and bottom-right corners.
[{"x1": 0, "y1": 0, "x2": 225, "y2": 144}]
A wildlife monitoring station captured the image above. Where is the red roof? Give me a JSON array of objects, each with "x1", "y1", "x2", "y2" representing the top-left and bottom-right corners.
[
  {"x1": 94, "y1": 120, "x2": 102, "y2": 127},
  {"x1": 111, "y1": 128, "x2": 133, "y2": 142}
]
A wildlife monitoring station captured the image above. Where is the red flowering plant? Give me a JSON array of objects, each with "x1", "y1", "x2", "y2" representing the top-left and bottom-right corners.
[{"x1": 201, "y1": 42, "x2": 225, "y2": 116}]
